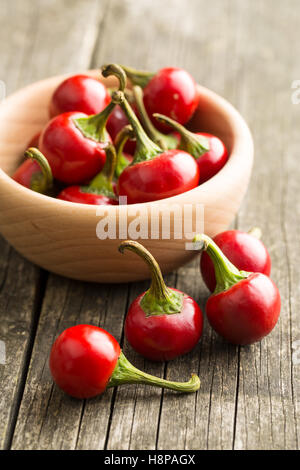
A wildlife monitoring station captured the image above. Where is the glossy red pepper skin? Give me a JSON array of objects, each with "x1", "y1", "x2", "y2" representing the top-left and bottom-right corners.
[
  {"x1": 107, "y1": 105, "x2": 136, "y2": 154},
  {"x1": 57, "y1": 186, "x2": 118, "y2": 205},
  {"x1": 118, "y1": 149, "x2": 200, "y2": 204},
  {"x1": 49, "y1": 325, "x2": 120, "y2": 399},
  {"x1": 13, "y1": 159, "x2": 41, "y2": 188},
  {"x1": 196, "y1": 133, "x2": 228, "y2": 184},
  {"x1": 143, "y1": 67, "x2": 199, "y2": 132},
  {"x1": 125, "y1": 289, "x2": 203, "y2": 361},
  {"x1": 206, "y1": 273, "x2": 281, "y2": 345},
  {"x1": 39, "y1": 111, "x2": 109, "y2": 184},
  {"x1": 49, "y1": 75, "x2": 111, "y2": 118},
  {"x1": 201, "y1": 230, "x2": 271, "y2": 292}
]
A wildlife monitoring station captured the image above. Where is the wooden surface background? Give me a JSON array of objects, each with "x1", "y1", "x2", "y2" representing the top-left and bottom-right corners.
[{"x1": 0, "y1": 0, "x2": 299, "y2": 450}]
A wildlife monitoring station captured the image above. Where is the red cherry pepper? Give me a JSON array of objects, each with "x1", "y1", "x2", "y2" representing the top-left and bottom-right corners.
[
  {"x1": 13, "y1": 147, "x2": 53, "y2": 194},
  {"x1": 200, "y1": 228, "x2": 271, "y2": 292},
  {"x1": 58, "y1": 144, "x2": 118, "y2": 205},
  {"x1": 154, "y1": 114, "x2": 228, "y2": 184},
  {"x1": 110, "y1": 90, "x2": 199, "y2": 204},
  {"x1": 49, "y1": 324, "x2": 200, "y2": 399},
  {"x1": 119, "y1": 241, "x2": 203, "y2": 361},
  {"x1": 194, "y1": 234, "x2": 280, "y2": 345},
  {"x1": 122, "y1": 65, "x2": 200, "y2": 132},
  {"x1": 39, "y1": 65, "x2": 127, "y2": 185},
  {"x1": 49, "y1": 74, "x2": 111, "y2": 118}
]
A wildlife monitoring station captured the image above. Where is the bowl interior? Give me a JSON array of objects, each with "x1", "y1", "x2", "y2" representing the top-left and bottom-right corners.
[{"x1": 0, "y1": 72, "x2": 235, "y2": 178}]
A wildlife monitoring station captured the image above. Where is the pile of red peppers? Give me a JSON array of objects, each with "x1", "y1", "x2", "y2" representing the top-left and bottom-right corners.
[{"x1": 10, "y1": 63, "x2": 281, "y2": 399}]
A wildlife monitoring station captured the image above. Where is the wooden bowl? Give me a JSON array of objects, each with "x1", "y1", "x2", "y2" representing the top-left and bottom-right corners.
[{"x1": 0, "y1": 72, "x2": 253, "y2": 283}]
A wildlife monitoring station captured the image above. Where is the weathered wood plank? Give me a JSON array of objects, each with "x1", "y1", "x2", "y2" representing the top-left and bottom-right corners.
[
  {"x1": 11, "y1": 276, "x2": 129, "y2": 450},
  {"x1": 0, "y1": 238, "x2": 43, "y2": 449}
]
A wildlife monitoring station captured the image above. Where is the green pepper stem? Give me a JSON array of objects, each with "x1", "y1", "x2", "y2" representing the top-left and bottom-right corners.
[
  {"x1": 73, "y1": 100, "x2": 115, "y2": 142},
  {"x1": 101, "y1": 64, "x2": 127, "y2": 92},
  {"x1": 121, "y1": 65, "x2": 155, "y2": 88},
  {"x1": 108, "y1": 352, "x2": 200, "y2": 392},
  {"x1": 24, "y1": 147, "x2": 53, "y2": 194},
  {"x1": 115, "y1": 125, "x2": 135, "y2": 178},
  {"x1": 83, "y1": 143, "x2": 116, "y2": 198},
  {"x1": 132, "y1": 86, "x2": 178, "y2": 151},
  {"x1": 247, "y1": 227, "x2": 262, "y2": 239},
  {"x1": 193, "y1": 234, "x2": 249, "y2": 294},
  {"x1": 153, "y1": 113, "x2": 209, "y2": 158},
  {"x1": 112, "y1": 90, "x2": 162, "y2": 163},
  {"x1": 119, "y1": 240, "x2": 184, "y2": 316}
]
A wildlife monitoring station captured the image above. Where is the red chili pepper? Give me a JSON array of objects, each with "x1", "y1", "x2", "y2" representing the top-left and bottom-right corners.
[
  {"x1": 194, "y1": 234, "x2": 280, "y2": 345},
  {"x1": 58, "y1": 143, "x2": 118, "y2": 205},
  {"x1": 12, "y1": 147, "x2": 53, "y2": 194},
  {"x1": 39, "y1": 65, "x2": 127, "y2": 185},
  {"x1": 49, "y1": 74, "x2": 111, "y2": 118},
  {"x1": 110, "y1": 90, "x2": 199, "y2": 204},
  {"x1": 154, "y1": 114, "x2": 228, "y2": 184},
  {"x1": 49, "y1": 324, "x2": 200, "y2": 399},
  {"x1": 122, "y1": 65, "x2": 200, "y2": 132},
  {"x1": 119, "y1": 241, "x2": 203, "y2": 361},
  {"x1": 200, "y1": 228, "x2": 271, "y2": 292}
]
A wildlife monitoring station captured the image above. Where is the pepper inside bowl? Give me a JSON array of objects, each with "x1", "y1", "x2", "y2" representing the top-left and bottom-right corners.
[{"x1": 0, "y1": 72, "x2": 253, "y2": 283}]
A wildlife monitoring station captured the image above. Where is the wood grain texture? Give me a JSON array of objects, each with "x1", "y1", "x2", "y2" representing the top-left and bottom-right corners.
[{"x1": 0, "y1": 0, "x2": 299, "y2": 450}]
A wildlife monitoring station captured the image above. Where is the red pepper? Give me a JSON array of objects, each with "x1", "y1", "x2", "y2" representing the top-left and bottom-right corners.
[
  {"x1": 200, "y1": 228, "x2": 271, "y2": 292},
  {"x1": 49, "y1": 324, "x2": 200, "y2": 399},
  {"x1": 110, "y1": 90, "x2": 199, "y2": 204},
  {"x1": 119, "y1": 241, "x2": 203, "y2": 361},
  {"x1": 39, "y1": 65, "x2": 127, "y2": 185},
  {"x1": 154, "y1": 114, "x2": 228, "y2": 184},
  {"x1": 58, "y1": 143, "x2": 118, "y2": 205},
  {"x1": 114, "y1": 124, "x2": 135, "y2": 179},
  {"x1": 194, "y1": 234, "x2": 280, "y2": 345},
  {"x1": 49, "y1": 74, "x2": 111, "y2": 117},
  {"x1": 12, "y1": 147, "x2": 53, "y2": 194},
  {"x1": 122, "y1": 65, "x2": 200, "y2": 132}
]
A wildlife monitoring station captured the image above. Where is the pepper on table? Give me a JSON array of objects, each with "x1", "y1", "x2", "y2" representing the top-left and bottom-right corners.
[
  {"x1": 57, "y1": 143, "x2": 118, "y2": 205},
  {"x1": 194, "y1": 234, "x2": 280, "y2": 345},
  {"x1": 119, "y1": 240, "x2": 203, "y2": 361},
  {"x1": 200, "y1": 227, "x2": 271, "y2": 292},
  {"x1": 49, "y1": 324, "x2": 200, "y2": 399}
]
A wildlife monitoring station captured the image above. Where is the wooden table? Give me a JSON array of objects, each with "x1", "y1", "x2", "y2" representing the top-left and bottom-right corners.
[{"x1": 0, "y1": 0, "x2": 299, "y2": 450}]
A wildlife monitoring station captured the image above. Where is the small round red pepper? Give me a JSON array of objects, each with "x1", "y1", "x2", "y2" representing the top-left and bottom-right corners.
[
  {"x1": 122, "y1": 65, "x2": 200, "y2": 132},
  {"x1": 39, "y1": 65, "x2": 127, "y2": 185},
  {"x1": 13, "y1": 147, "x2": 53, "y2": 194},
  {"x1": 154, "y1": 114, "x2": 228, "y2": 184},
  {"x1": 119, "y1": 240, "x2": 203, "y2": 361},
  {"x1": 194, "y1": 234, "x2": 280, "y2": 345},
  {"x1": 49, "y1": 74, "x2": 111, "y2": 117},
  {"x1": 200, "y1": 228, "x2": 271, "y2": 292},
  {"x1": 57, "y1": 143, "x2": 118, "y2": 205},
  {"x1": 110, "y1": 90, "x2": 199, "y2": 204},
  {"x1": 49, "y1": 324, "x2": 200, "y2": 399}
]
